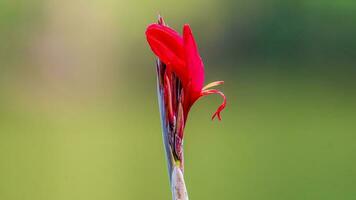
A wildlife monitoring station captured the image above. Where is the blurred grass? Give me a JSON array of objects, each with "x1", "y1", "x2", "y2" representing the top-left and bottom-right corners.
[{"x1": 1, "y1": 63, "x2": 355, "y2": 199}]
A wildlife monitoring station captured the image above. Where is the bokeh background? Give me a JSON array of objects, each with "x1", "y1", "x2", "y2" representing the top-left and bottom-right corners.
[{"x1": 1, "y1": 0, "x2": 355, "y2": 199}]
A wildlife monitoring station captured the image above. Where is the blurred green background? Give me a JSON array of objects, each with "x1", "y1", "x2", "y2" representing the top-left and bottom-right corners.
[{"x1": 0, "y1": 0, "x2": 355, "y2": 199}]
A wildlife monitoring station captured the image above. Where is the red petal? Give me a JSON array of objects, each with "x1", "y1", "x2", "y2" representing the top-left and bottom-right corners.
[
  {"x1": 164, "y1": 71, "x2": 174, "y2": 122},
  {"x1": 146, "y1": 24, "x2": 185, "y2": 69},
  {"x1": 200, "y1": 89, "x2": 226, "y2": 121},
  {"x1": 183, "y1": 24, "x2": 204, "y2": 100}
]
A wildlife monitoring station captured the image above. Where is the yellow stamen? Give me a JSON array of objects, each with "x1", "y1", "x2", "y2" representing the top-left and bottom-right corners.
[{"x1": 202, "y1": 81, "x2": 224, "y2": 90}]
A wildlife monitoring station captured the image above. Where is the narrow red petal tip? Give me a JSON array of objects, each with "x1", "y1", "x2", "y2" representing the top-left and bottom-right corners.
[
  {"x1": 211, "y1": 113, "x2": 218, "y2": 120},
  {"x1": 211, "y1": 105, "x2": 223, "y2": 121},
  {"x1": 200, "y1": 89, "x2": 226, "y2": 121}
]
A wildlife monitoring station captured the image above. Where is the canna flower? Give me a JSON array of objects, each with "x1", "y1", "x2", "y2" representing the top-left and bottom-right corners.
[
  {"x1": 145, "y1": 16, "x2": 226, "y2": 200},
  {"x1": 146, "y1": 20, "x2": 226, "y2": 123}
]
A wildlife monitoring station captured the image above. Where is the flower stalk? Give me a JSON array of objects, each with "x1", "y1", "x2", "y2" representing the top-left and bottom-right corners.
[
  {"x1": 155, "y1": 17, "x2": 188, "y2": 200},
  {"x1": 147, "y1": 15, "x2": 226, "y2": 200}
]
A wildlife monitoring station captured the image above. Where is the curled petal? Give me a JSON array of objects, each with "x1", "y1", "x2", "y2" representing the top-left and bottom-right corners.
[
  {"x1": 200, "y1": 89, "x2": 226, "y2": 121},
  {"x1": 202, "y1": 81, "x2": 224, "y2": 90},
  {"x1": 146, "y1": 24, "x2": 185, "y2": 69}
]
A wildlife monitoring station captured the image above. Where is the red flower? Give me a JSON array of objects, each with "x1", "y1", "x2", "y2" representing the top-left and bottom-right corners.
[{"x1": 146, "y1": 21, "x2": 226, "y2": 121}]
